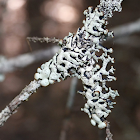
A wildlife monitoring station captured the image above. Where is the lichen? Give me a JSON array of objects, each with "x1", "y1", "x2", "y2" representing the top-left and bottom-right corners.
[{"x1": 34, "y1": 0, "x2": 123, "y2": 129}]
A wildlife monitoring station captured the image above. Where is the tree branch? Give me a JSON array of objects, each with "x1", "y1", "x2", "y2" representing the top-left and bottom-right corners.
[
  {"x1": 27, "y1": 37, "x2": 61, "y2": 43},
  {"x1": 0, "y1": 80, "x2": 41, "y2": 126},
  {"x1": 59, "y1": 77, "x2": 78, "y2": 140},
  {"x1": 105, "y1": 121, "x2": 113, "y2": 140},
  {"x1": 0, "y1": 46, "x2": 59, "y2": 74},
  {"x1": 109, "y1": 18, "x2": 140, "y2": 39}
]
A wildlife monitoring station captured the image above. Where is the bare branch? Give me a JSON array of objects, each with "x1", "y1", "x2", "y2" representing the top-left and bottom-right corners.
[
  {"x1": 0, "y1": 80, "x2": 41, "y2": 126},
  {"x1": 0, "y1": 46, "x2": 59, "y2": 74},
  {"x1": 59, "y1": 77, "x2": 78, "y2": 140},
  {"x1": 66, "y1": 77, "x2": 78, "y2": 109},
  {"x1": 105, "y1": 19, "x2": 140, "y2": 46},
  {"x1": 109, "y1": 18, "x2": 140, "y2": 39},
  {"x1": 113, "y1": 36, "x2": 140, "y2": 47},
  {"x1": 105, "y1": 121, "x2": 113, "y2": 140},
  {"x1": 27, "y1": 37, "x2": 61, "y2": 43}
]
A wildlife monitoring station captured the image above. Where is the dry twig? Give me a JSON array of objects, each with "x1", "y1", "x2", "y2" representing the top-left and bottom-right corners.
[
  {"x1": 59, "y1": 77, "x2": 78, "y2": 140},
  {"x1": 0, "y1": 80, "x2": 41, "y2": 126},
  {"x1": 109, "y1": 18, "x2": 140, "y2": 39},
  {"x1": 27, "y1": 37, "x2": 61, "y2": 43},
  {"x1": 105, "y1": 121, "x2": 113, "y2": 140},
  {"x1": 0, "y1": 46, "x2": 59, "y2": 74}
]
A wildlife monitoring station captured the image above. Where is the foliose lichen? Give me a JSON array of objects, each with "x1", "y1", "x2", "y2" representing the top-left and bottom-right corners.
[{"x1": 34, "y1": 0, "x2": 123, "y2": 129}]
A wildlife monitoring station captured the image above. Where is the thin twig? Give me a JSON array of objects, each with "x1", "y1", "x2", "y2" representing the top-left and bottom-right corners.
[
  {"x1": 109, "y1": 18, "x2": 140, "y2": 39},
  {"x1": 66, "y1": 77, "x2": 78, "y2": 109},
  {"x1": 59, "y1": 77, "x2": 78, "y2": 140},
  {"x1": 27, "y1": 37, "x2": 61, "y2": 43},
  {"x1": 26, "y1": 38, "x2": 33, "y2": 52},
  {"x1": 0, "y1": 80, "x2": 41, "y2": 126},
  {"x1": 113, "y1": 36, "x2": 140, "y2": 47},
  {"x1": 105, "y1": 121, "x2": 113, "y2": 140},
  {"x1": 0, "y1": 46, "x2": 59, "y2": 74}
]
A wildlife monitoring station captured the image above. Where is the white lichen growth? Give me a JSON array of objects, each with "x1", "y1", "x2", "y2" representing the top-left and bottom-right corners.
[
  {"x1": 34, "y1": 0, "x2": 123, "y2": 129},
  {"x1": 19, "y1": 92, "x2": 30, "y2": 101},
  {"x1": 0, "y1": 106, "x2": 11, "y2": 125}
]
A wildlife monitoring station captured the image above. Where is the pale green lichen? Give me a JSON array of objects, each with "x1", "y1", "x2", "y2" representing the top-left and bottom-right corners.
[{"x1": 34, "y1": 0, "x2": 123, "y2": 129}]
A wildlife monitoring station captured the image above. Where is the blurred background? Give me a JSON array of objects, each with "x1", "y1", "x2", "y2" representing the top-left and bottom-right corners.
[{"x1": 0, "y1": 0, "x2": 140, "y2": 140}]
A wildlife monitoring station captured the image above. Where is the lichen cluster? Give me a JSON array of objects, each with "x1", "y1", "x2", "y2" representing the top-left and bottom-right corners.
[{"x1": 34, "y1": 0, "x2": 123, "y2": 129}]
